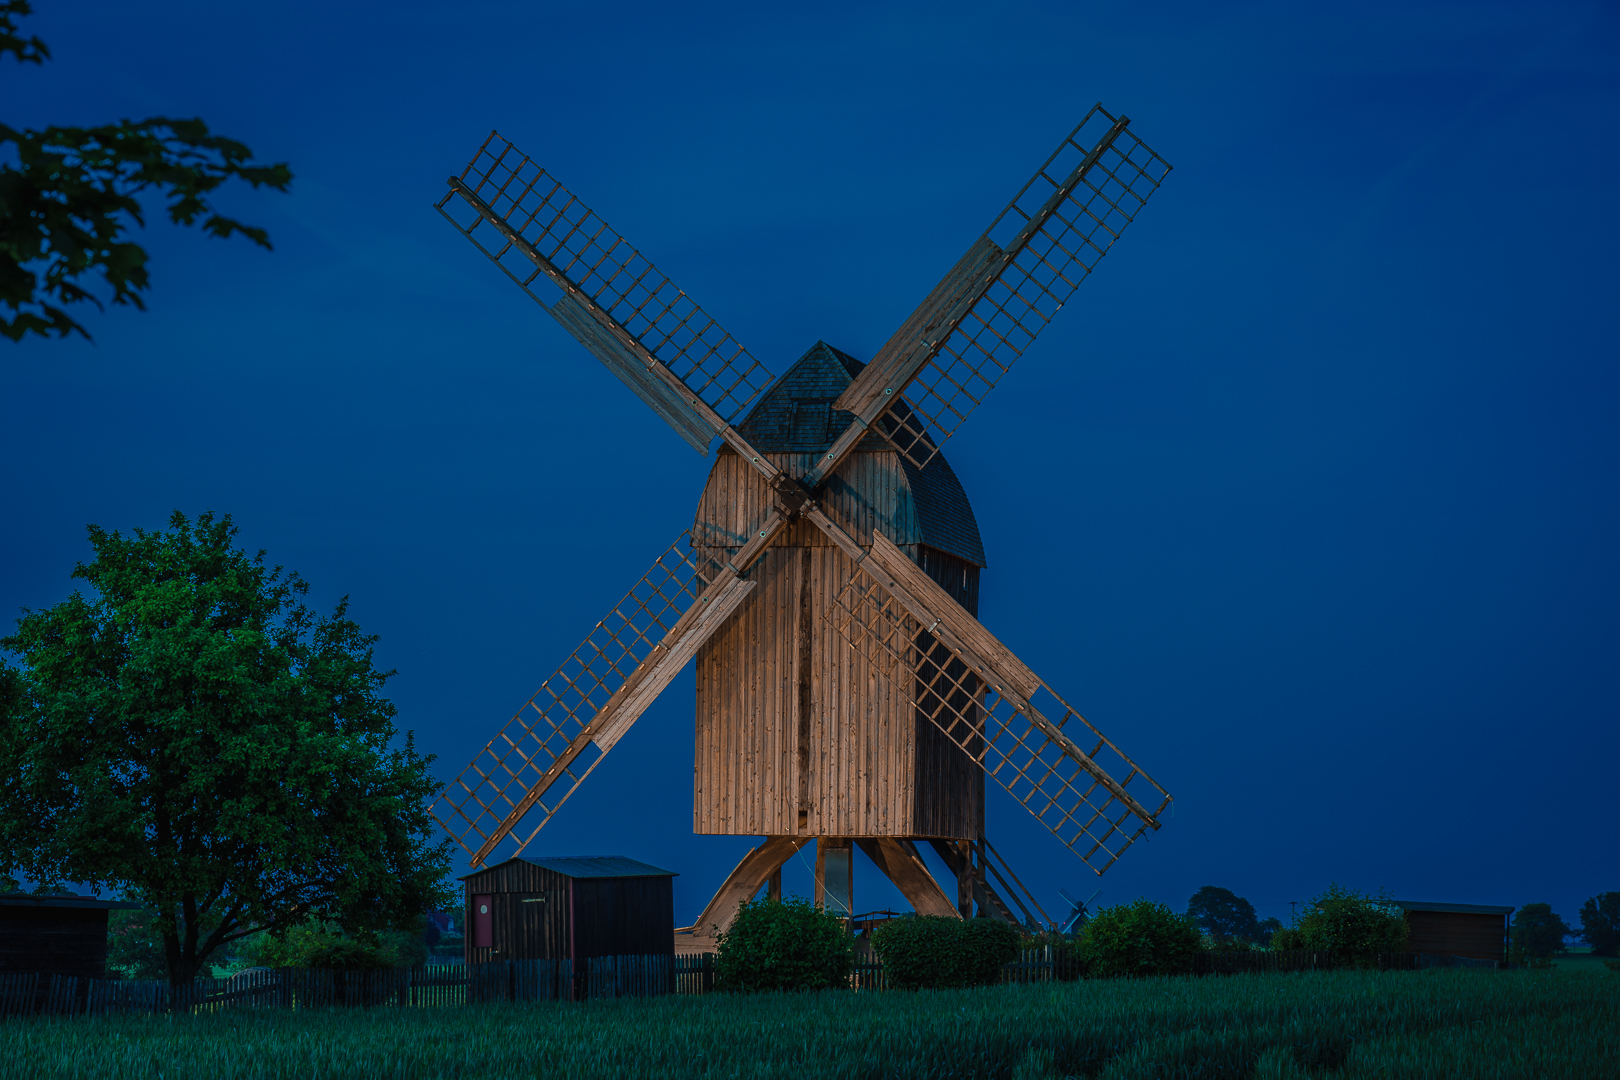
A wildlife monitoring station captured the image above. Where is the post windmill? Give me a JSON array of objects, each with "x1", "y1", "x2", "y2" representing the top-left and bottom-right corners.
[{"x1": 432, "y1": 105, "x2": 1175, "y2": 944}]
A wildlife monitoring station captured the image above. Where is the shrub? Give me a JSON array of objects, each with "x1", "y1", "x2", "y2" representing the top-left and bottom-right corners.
[
  {"x1": 1274, "y1": 884, "x2": 1408, "y2": 967},
  {"x1": 1201, "y1": 933, "x2": 1259, "y2": 954},
  {"x1": 1075, "y1": 899, "x2": 1200, "y2": 978},
  {"x1": 871, "y1": 916, "x2": 1020, "y2": 989},
  {"x1": 714, "y1": 897, "x2": 853, "y2": 993},
  {"x1": 1270, "y1": 925, "x2": 1306, "y2": 951}
]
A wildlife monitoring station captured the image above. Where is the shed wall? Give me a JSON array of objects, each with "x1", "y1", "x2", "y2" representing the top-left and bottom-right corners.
[
  {"x1": 461, "y1": 862, "x2": 571, "y2": 965},
  {"x1": 0, "y1": 907, "x2": 111, "y2": 979},
  {"x1": 1405, "y1": 911, "x2": 1507, "y2": 962},
  {"x1": 572, "y1": 877, "x2": 675, "y2": 959}
]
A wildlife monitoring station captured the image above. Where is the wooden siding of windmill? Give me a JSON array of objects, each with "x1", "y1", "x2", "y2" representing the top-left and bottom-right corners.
[{"x1": 691, "y1": 342, "x2": 988, "y2": 840}]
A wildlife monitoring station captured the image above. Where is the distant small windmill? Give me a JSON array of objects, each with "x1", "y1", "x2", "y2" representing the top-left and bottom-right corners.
[
  {"x1": 431, "y1": 104, "x2": 1175, "y2": 942},
  {"x1": 1059, "y1": 888, "x2": 1102, "y2": 935}
]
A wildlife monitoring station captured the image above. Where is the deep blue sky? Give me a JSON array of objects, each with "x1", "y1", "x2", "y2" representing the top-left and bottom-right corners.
[{"x1": 4, "y1": 2, "x2": 1617, "y2": 930}]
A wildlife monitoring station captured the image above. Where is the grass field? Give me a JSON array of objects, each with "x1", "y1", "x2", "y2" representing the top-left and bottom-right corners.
[{"x1": 2, "y1": 966, "x2": 1614, "y2": 1080}]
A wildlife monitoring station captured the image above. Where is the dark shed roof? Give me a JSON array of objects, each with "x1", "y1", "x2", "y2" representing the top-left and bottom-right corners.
[
  {"x1": 737, "y1": 341, "x2": 986, "y2": 567},
  {"x1": 0, "y1": 893, "x2": 141, "y2": 911},
  {"x1": 1393, "y1": 900, "x2": 1514, "y2": 916},
  {"x1": 460, "y1": 856, "x2": 676, "y2": 881}
]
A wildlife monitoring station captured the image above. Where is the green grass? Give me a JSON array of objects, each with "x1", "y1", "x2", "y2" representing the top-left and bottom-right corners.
[
  {"x1": 1549, "y1": 953, "x2": 1612, "y2": 973},
  {"x1": 2, "y1": 967, "x2": 1615, "y2": 1079}
]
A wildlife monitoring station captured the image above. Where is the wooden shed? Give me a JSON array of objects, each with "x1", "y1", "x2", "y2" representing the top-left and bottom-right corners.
[
  {"x1": 690, "y1": 341, "x2": 988, "y2": 841},
  {"x1": 460, "y1": 856, "x2": 676, "y2": 965},
  {"x1": 1394, "y1": 900, "x2": 1513, "y2": 963},
  {"x1": 0, "y1": 893, "x2": 141, "y2": 980}
]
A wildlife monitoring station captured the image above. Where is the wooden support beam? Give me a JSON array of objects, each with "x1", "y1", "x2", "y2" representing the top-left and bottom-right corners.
[
  {"x1": 854, "y1": 839, "x2": 959, "y2": 919},
  {"x1": 681, "y1": 836, "x2": 809, "y2": 940},
  {"x1": 926, "y1": 839, "x2": 1017, "y2": 923}
]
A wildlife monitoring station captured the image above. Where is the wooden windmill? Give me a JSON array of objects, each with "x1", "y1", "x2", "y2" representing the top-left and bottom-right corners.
[{"x1": 433, "y1": 105, "x2": 1175, "y2": 940}]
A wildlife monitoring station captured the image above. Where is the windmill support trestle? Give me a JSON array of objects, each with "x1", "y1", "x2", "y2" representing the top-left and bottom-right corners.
[{"x1": 675, "y1": 832, "x2": 1046, "y2": 949}]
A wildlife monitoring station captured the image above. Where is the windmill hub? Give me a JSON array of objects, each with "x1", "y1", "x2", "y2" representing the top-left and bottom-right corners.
[{"x1": 432, "y1": 104, "x2": 1177, "y2": 941}]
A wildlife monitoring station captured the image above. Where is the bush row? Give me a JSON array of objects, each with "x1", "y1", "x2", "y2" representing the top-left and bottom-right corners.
[{"x1": 715, "y1": 882, "x2": 1419, "y2": 992}]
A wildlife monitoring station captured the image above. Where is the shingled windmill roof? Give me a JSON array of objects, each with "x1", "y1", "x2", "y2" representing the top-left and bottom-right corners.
[{"x1": 736, "y1": 342, "x2": 986, "y2": 567}]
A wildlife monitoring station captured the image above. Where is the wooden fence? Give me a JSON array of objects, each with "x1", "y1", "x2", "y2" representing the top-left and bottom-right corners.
[{"x1": 0, "y1": 948, "x2": 1498, "y2": 1018}]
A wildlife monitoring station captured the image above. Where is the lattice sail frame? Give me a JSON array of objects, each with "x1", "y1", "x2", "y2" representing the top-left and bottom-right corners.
[
  {"x1": 828, "y1": 562, "x2": 1171, "y2": 874},
  {"x1": 886, "y1": 104, "x2": 1173, "y2": 469},
  {"x1": 437, "y1": 131, "x2": 776, "y2": 429},
  {"x1": 431, "y1": 532, "x2": 723, "y2": 864}
]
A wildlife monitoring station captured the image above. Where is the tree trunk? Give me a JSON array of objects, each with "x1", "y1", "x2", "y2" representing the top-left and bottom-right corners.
[{"x1": 162, "y1": 928, "x2": 206, "y2": 986}]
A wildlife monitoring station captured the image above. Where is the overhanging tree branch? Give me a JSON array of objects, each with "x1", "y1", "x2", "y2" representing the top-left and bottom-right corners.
[{"x1": 0, "y1": 0, "x2": 292, "y2": 342}]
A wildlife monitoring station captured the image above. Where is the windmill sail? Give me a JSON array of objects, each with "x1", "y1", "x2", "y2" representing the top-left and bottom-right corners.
[
  {"x1": 832, "y1": 104, "x2": 1172, "y2": 472},
  {"x1": 436, "y1": 132, "x2": 777, "y2": 453},
  {"x1": 828, "y1": 534, "x2": 1171, "y2": 874},
  {"x1": 431, "y1": 532, "x2": 750, "y2": 867}
]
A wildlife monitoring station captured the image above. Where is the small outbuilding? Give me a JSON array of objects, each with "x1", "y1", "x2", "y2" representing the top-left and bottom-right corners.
[
  {"x1": 460, "y1": 856, "x2": 676, "y2": 965},
  {"x1": 0, "y1": 893, "x2": 142, "y2": 980},
  {"x1": 1394, "y1": 900, "x2": 1513, "y2": 963}
]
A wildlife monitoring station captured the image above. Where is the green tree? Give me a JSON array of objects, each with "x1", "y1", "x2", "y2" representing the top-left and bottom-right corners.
[
  {"x1": 1, "y1": 1, "x2": 291, "y2": 341},
  {"x1": 714, "y1": 897, "x2": 854, "y2": 993},
  {"x1": 1074, "y1": 899, "x2": 1201, "y2": 979},
  {"x1": 0, "y1": 511, "x2": 450, "y2": 984},
  {"x1": 1186, "y1": 885, "x2": 1262, "y2": 943},
  {"x1": 1270, "y1": 884, "x2": 1408, "y2": 967},
  {"x1": 1511, "y1": 902, "x2": 1570, "y2": 960},
  {"x1": 1578, "y1": 892, "x2": 1620, "y2": 958}
]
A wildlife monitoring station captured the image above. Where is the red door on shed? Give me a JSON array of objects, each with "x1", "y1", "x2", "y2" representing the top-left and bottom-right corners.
[{"x1": 472, "y1": 894, "x2": 493, "y2": 948}]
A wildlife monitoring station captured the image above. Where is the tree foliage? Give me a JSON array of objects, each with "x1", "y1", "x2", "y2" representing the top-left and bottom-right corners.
[
  {"x1": 237, "y1": 918, "x2": 428, "y2": 971},
  {"x1": 1270, "y1": 884, "x2": 1408, "y2": 967},
  {"x1": 714, "y1": 897, "x2": 854, "y2": 993},
  {"x1": 869, "y1": 916, "x2": 1020, "y2": 990},
  {"x1": 1510, "y1": 902, "x2": 1570, "y2": 961},
  {"x1": 1578, "y1": 892, "x2": 1620, "y2": 958},
  {"x1": 1, "y1": 0, "x2": 292, "y2": 341},
  {"x1": 106, "y1": 908, "x2": 170, "y2": 980},
  {"x1": 0, "y1": 511, "x2": 451, "y2": 984},
  {"x1": 1186, "y1": 885, "x2": 1263, "y2": 944},
  {"x1": 1074, "y1": 899, "x2": 1201, "y2": 979}
]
